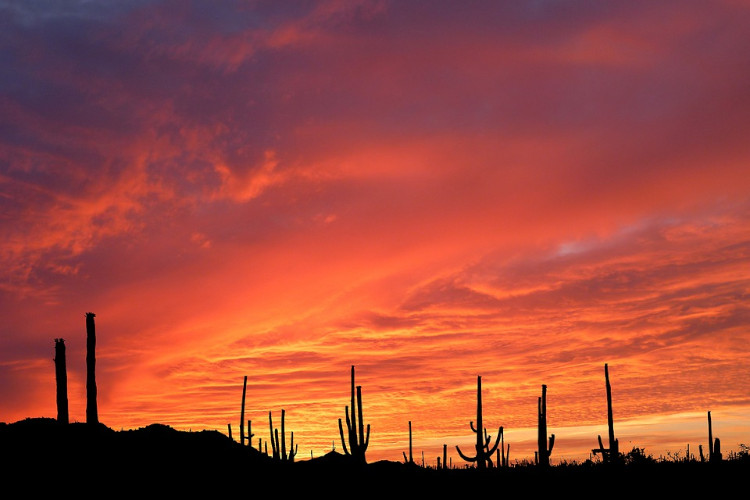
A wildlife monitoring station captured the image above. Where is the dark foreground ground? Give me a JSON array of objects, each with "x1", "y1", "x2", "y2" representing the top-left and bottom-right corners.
[{"x1": 2, "y1": 418, "x2": 747, "y2": 497}]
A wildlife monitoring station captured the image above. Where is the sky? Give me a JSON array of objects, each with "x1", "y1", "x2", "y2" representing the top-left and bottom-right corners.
[{"x1": 1, "y1": 0, "x2": 749, "y2": 464}]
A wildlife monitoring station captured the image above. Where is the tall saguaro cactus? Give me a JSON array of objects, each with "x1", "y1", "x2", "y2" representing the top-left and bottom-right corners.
[
  {"x1": 592, "y1": 363, "x2": 619, "y2": 462},
  {"x1": 403, "y1": 420, "x2": 414, "y2": 464},
  {"x1": 85, "y1": 312, "x2": 98, "y2": 425},
  {"x1": 456, "y1": 376, "x2": 502, "y2": 469},
  {"x1": 338, "y1": 365, "x2": 370, "y2": 464},
  {"x1": 537, "y1": 384, "x2": 555, "y2": 467},
  {"x1": 240, "y1": 376, "x2": 247, "y2": 446},
  {"x1": 269, "y1": 409, "x2": 297, "y2": 462},
  {"x1": 54, "y1": 338, "x2": 69, "y2": 424}
]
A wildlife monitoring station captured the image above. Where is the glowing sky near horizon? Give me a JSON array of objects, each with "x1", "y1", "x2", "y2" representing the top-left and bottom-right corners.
[{"x1": 1, "y1": 0, "x2": 750, "y2": 463}]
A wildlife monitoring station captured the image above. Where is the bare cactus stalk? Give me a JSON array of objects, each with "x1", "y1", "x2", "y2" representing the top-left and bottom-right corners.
[
  {"x1": 54, "y1": 338, "x2": 69, "y2": 424},
  {"x1": 240, "y1": 376, "x2": 247, "y2": 446},
  {"x1": 85, "y1": 312, "x2": 98, "y2": 425}
]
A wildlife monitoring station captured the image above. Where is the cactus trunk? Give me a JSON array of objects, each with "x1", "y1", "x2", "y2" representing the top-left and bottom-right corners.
[
  {"x1": 54, "y1": 338, "x2": 69, "y2": 425},
  {"x1": 403, "y1": 420, "x2": 413, "y2": 464},
  {"x1": 605, "y1": 364, "x2": 617, "y2": 458},
  {"x1": 85, "y1": 312, "x2": 98, "y2": 425},
  {"x1": 240, "y1": 375, "x2": 247, "y2": 446}
]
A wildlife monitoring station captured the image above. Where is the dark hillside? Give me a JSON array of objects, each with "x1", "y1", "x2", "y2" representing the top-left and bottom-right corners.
[{"x1": 1, "y1": 418, "x2": 747, "y2": 497}]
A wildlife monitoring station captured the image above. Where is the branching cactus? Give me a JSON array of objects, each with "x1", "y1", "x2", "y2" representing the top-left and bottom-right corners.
[
  {"x1": 338, "y1": 365, "x2": 370, "y2": 465},
  {"x1": 537, "y1": 384, "x2": 555, "y2": 467},
  {"x1": 456, "y1": 376, "x2": 502, "y2": 469},
  {"x1": 269, "y1": 409, "x2": 297, "y2": 462},
  {"x1": 592, "y1": 363, "x2": 620, "y2": 463}
]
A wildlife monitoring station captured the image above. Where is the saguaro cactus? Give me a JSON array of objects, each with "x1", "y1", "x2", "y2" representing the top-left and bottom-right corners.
[
  {"x1": 456, "y1": 376, "x2": 502, "y2": 469},
  {"x1": 240, "y1": 376, "x2": 247, "y2": 446},
  {"x1": 403, "y1": 420, "x2": 414, "y2": 464},
  {"x1": 85, "y1": 312, "x2": 98, "y2": 425},
  {"x1": 537, "y1": 384, "x2": 555, "y2": 467},
  {"x1": 269, "y1": 409, "x2": 297, "y2": 462},
  {"x1": 338, "y1": 365, "x2": 370, "y2": 464},
  {"x1": 54, "y1": 338, "x2": 69, "y2": 424},
  {"x1": 707, "y1": 411, "x2": 722, "y2": 462},
  {"x1": 592, "y1": 363, "x2": 619, "y2": 462}
]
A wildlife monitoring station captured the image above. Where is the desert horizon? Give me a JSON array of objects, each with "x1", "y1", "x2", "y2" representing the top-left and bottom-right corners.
[{"x1": 1, "y1": 0, "x2": 749, "y2": 472}]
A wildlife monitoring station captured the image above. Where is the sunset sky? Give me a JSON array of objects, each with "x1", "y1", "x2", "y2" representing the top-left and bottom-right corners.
[{"x1": 1, "y1": 0, "x2": 749, "y2": 464}]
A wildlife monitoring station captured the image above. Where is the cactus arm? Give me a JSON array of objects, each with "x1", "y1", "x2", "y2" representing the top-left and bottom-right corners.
[
  {"x1": 548, "y1": 434, "x2": 555, "y2": 456},
  {"x1": 357, "y1": 385, "x2": 365, "y2": 447},
  {"x1": 338, "y1": 418, "x2": 351, "y2": 455},
  {"x1": 470, "y1": 421, "x2": 478, "y2": 433},
  {"x1": 456, "y1": 445, "x2": 478, "y2": 462},
  {"x1": 486, "y1": 427, "x2": 502, "y2": 456}
]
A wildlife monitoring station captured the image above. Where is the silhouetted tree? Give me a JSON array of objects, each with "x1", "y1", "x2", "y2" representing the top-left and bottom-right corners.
[
  {"x1": 54, "y1": 338, "x2": 69, "y2": 424},
  {"x1": 338, "y1": 365, "x2": 370, "y2": 465},
  {"x1": 85, "y1": 312, "x2": 98, "y2": 425},
  {"x1": 456, "y1": 376, "x2": 502, "y2": 469}
]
